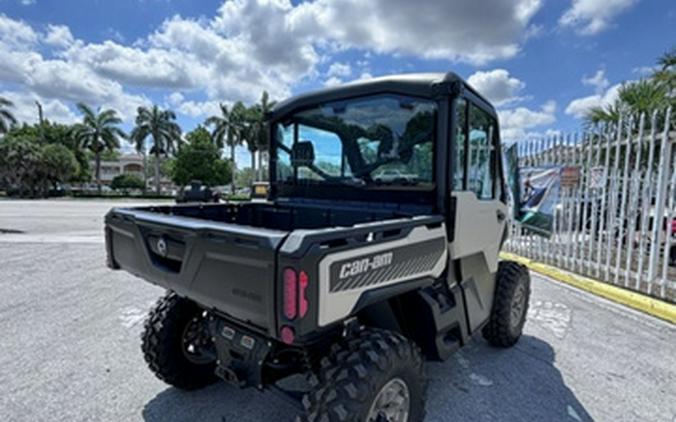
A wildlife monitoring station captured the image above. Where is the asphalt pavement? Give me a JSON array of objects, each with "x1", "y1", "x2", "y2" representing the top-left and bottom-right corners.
[{"x1": 0, "y1": 199, "x2": 674, "y2": 422}]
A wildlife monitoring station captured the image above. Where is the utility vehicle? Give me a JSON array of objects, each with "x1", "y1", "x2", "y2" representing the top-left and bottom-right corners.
[{"x1": 105, "y1": 72, "x2": 531, "y2": 422}]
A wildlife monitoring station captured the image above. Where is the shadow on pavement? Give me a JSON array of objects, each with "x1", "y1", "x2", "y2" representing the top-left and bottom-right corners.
[
  {"x1": 142, "y1": 381, "x2": 299, "y2": 422},
  {"x1": 426, "y1": 335, "x2": 592, "y2": 421},
  {"x1": 143, "y1": 335, "x2": 591, "y2": 422}
]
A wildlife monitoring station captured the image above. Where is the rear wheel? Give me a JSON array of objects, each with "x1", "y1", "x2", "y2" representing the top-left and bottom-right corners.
[
  {"x1": 482, "y1": 261, "x2": 531, "y2": 348},
  {"x1": 300, "y1": 328, "x2": 425, "y2": 422},
  {"x1": 141, "y1": 292, "x2": 218, "y2": 390}
]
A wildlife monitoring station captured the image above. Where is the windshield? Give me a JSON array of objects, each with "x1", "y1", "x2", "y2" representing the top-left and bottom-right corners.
[{"x1": 273, "y1": 94, "x2": 436, "y2": 188}]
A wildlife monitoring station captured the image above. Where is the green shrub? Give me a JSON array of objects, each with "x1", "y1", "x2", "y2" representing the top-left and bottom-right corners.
[{"x1": 110, "y1": 174, "x2": 145, "y2": 191}]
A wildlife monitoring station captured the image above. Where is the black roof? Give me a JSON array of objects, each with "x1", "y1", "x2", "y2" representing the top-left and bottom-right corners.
[{"x1": 269, "y1": 71, "x2": 495, "y2": 120}]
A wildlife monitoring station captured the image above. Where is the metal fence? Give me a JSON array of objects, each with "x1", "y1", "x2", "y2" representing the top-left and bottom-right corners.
[{"x1": 503, "y1": 108, "x2": 675, "y2": 303}]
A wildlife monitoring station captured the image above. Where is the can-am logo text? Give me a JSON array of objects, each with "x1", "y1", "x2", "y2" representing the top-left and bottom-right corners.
[{"x1": 339, "y1": 252, "x2": 393, "y2": 279}]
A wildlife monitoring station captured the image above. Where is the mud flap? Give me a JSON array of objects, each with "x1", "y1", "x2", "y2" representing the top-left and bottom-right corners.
[{"x1": 403, "y1": 284, "x2": 469, "y2": 361}]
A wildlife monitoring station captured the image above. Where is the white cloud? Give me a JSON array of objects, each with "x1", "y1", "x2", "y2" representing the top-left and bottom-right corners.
[
  {"x1": 323, "y1": 76, "x2": 343, "y2": 87},
  {"x1": 0, "y1": 45, "x2": 149, "y2": 121},
  {"x1": 0, "y1": 14, "x2": 38, "y2": 48},
  {"x1": 322, "y1": 63, "x2": 352, "y2": 86},
  {"x1": 499, "y1": 101, "x2": 557, "y2": 141},
  {"x1": 565, "y1": 83, "x2": 621, "y2": 118},
  {"x1": 62, "y1": 40, "x2": 200, "y2": 89},
  {"x1": 327, "y1": 62, "x2": 351, "y2": 78},
  {"x1": 288, "y1": 0, "x2": 543, "y2": 64},
  {"x1": 559, "y1": 0, "x2": 638, "y2": 35},
  {"x1": 0, "y1": 0, "x2": 545, "y2": 126},
  {"x1": 213, "y1": 0, "x2": 319, "y2": 78},
  {"x1": 20, "y1": 0, "x2": 36, "y2": 5},
  {"x1": 357, "y1": 72, "x2": 373, "y2": 81},
  {"x1": 582, "y1": 69, "x2": 609, "y2": 93},
  {"x1": 467, "y1": 69, "x2": 525, "y2": 106},
  {"x1": 177, "y1": 100, "x2": 222, "y2": 118},
  {"x1": 167, "y1": 92, "x2": 185, "y2": 107},
  {"x1": 0, "y1": 90, "x2": 78, "y2": 124},
  {"x1": 44, "y1": 25, "x2": 74, "y2": 48}
]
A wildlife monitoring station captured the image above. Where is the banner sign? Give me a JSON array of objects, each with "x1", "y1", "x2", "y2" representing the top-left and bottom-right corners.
[
  {"x1": 502, "y1": 146, "x2": 585, "y2": 237},
  {"x1": 517, "y1": 166, "x2": 561, "y2": 236}
]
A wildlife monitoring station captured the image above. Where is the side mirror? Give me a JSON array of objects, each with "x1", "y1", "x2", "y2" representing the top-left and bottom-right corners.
[{"x1": 291, "y1": 141, "x2": 315, "y2": 167}]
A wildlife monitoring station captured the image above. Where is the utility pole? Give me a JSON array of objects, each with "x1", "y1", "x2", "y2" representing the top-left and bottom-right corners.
[{"x1": 35, "y1": 101, "x2": 45, "y2": 142}]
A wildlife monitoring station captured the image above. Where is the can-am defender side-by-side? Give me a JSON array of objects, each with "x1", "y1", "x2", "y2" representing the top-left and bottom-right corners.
[{"x1": 104, "y1": 72, "x2": 531, "y2": 422}]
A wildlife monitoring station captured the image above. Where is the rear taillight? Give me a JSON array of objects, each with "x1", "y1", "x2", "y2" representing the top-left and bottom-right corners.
[
  {"x1": 299, "y1": 271, "x2": 309, "y2": 318},
  {"x1": 283, "y1": 268, "x2": 310, "y2": 321},
  {"x1": 280, "y1": 325, "x2": 295, "y2": 345},
  {"x1": 283, "y1": 268, "x2": 297, "y2": 320}
]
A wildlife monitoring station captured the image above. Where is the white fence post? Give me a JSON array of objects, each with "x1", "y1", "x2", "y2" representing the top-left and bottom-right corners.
[
  {"x1": 624, "y1": 113, "x2": 646, "y2": 284},
  {"x1": 614, "y1": 115, "x2": 635, "y2": 285},
  {"x1": 648, "y1": 108, "x2": 673, "y2": 295},
  {"x1": 636, "y1": 111, "x2": 660, "y2": 289}
]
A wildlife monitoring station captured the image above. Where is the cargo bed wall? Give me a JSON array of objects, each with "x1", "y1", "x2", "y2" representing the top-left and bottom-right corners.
[{"x1": 137, "y1": 201, "x2": 417, "y2": 231}]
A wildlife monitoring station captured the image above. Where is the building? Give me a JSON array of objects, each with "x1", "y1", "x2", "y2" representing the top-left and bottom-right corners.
[{"x1": 93, "y1": 154, "x2": 144, "y2": 184}]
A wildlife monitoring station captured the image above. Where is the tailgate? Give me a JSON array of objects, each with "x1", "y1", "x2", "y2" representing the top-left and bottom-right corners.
[{"x1": 105, "y1": 208, "x2": 288, "y2": 331}]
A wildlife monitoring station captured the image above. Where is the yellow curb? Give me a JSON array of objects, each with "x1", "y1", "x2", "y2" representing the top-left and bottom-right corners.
[{"x1": 499, "y1": 251, "x2": 676, "y2": 324}]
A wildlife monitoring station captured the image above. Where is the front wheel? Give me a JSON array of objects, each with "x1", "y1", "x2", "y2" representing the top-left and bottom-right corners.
[
  {"x1": 482, "y1": 261, "x2": 531, "y2": 348},
  {"x1": 141, "y1": 292, "x2": 218, "y2": 390},
  {"x1": 300, "y1": 328, "x2": 426, "y2": 422}
]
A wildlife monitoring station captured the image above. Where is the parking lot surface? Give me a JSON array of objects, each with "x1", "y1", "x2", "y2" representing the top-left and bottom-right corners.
[{"x1": 1, "y1": 199, "x2": 674, "y2": 421}]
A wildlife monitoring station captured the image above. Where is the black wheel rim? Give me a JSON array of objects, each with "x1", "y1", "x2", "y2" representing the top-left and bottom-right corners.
[{"x1": 181, "y1": 315, "x2": 215, "y2": 365}]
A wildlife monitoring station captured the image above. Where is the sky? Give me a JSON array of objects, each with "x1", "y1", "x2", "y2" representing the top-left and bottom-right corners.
[{"x1": 0, "y1": 0, "x2": 674, "y2": 166}]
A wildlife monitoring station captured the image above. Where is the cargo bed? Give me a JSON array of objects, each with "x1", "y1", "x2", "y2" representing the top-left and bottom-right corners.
[{"x1": 105, "y1": 201, "x2": 426, "y2": 332}]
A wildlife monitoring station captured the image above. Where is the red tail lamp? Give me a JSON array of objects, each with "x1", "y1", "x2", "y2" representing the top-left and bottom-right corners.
[
  {"x1": 280, "y1": 325, "x2": 295, "y2": 345},
  {"x1": 283, "y1": 268, "x2": 310, "y2": 321},
  {"x1": 299, "y1": 271, "x2": 309, "y2": 318},
  {"x1": 283, "y1": 268, "x2": 297, "y2": 320}
]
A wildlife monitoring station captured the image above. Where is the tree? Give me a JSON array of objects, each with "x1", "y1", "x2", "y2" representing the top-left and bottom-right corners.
[
  {"x1": 240, "y1": 92, "x2": 276, "y2": 181},
  {"x1": 111, "y1": 174, "x2": 145, "y2": 192},
  {"x1": 0, "y1": 96, "x2": 17, "y2": 134},
  {"x1": 170, "y1": 131, "x2": 232, "y2": 188},
  {"x1": 585, "y1": 47, "x2": 675, "y2": 126},
  {"x1": 0, "y1": 137, "x2": 77, "y2": 197},
  {"x1": 5, "y1": 122, "x2": 90, "y2": 183},
  {"x1": 185, "y1": 125, "x2": 213, "y2": 145},
  {"x1": 130, "y1": 105, "x2": 182, "y2": 195},
  {"x1": 0, "y1": 137, "x2": 42, "y2": 197},
  {"x1": 41, "y1": 144, "x2": 79, "y2": 189},
  {"x1": 654, "y1": 46, "x2": 675, "y2": 92},
  {"x1": 72, "y1": 103, "x2": 126, "y2": 192},
  {"x1": 205, "y1": 103, "x2": 242, "y2": 193}
]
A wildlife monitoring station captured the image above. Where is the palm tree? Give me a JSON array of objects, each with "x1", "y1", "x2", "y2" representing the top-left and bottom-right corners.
[
  {"x1": 586, "y1": 48, "x2": 675, "y2": 126},
  {"x1": 130, "y1": 105, "x2": 182, "y2": 195},
  {"x1": 243, "y1": 107, "x2": 262, "y2": 179},
  {"x1": 584, "y1": 80, "x2": 669, "y2": 126},
  {"x1": 255, "y1": 91, "x2": 275, "y2": 180},
  {"x1": 0, "y1": 97, "x2": 17, "y2": 134},
  {"x1": 72, "y1": 103, "x2": 126, "y2": 192},
  {"x1": 205, "y1": 102, "x2": 242, "y2": 194},
  {"x1": 654, "y1": 47, "x2": 675, "y2": 93},
  {"x1": 241, "y1": 92, "x2": 276, "y2": 181}
]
